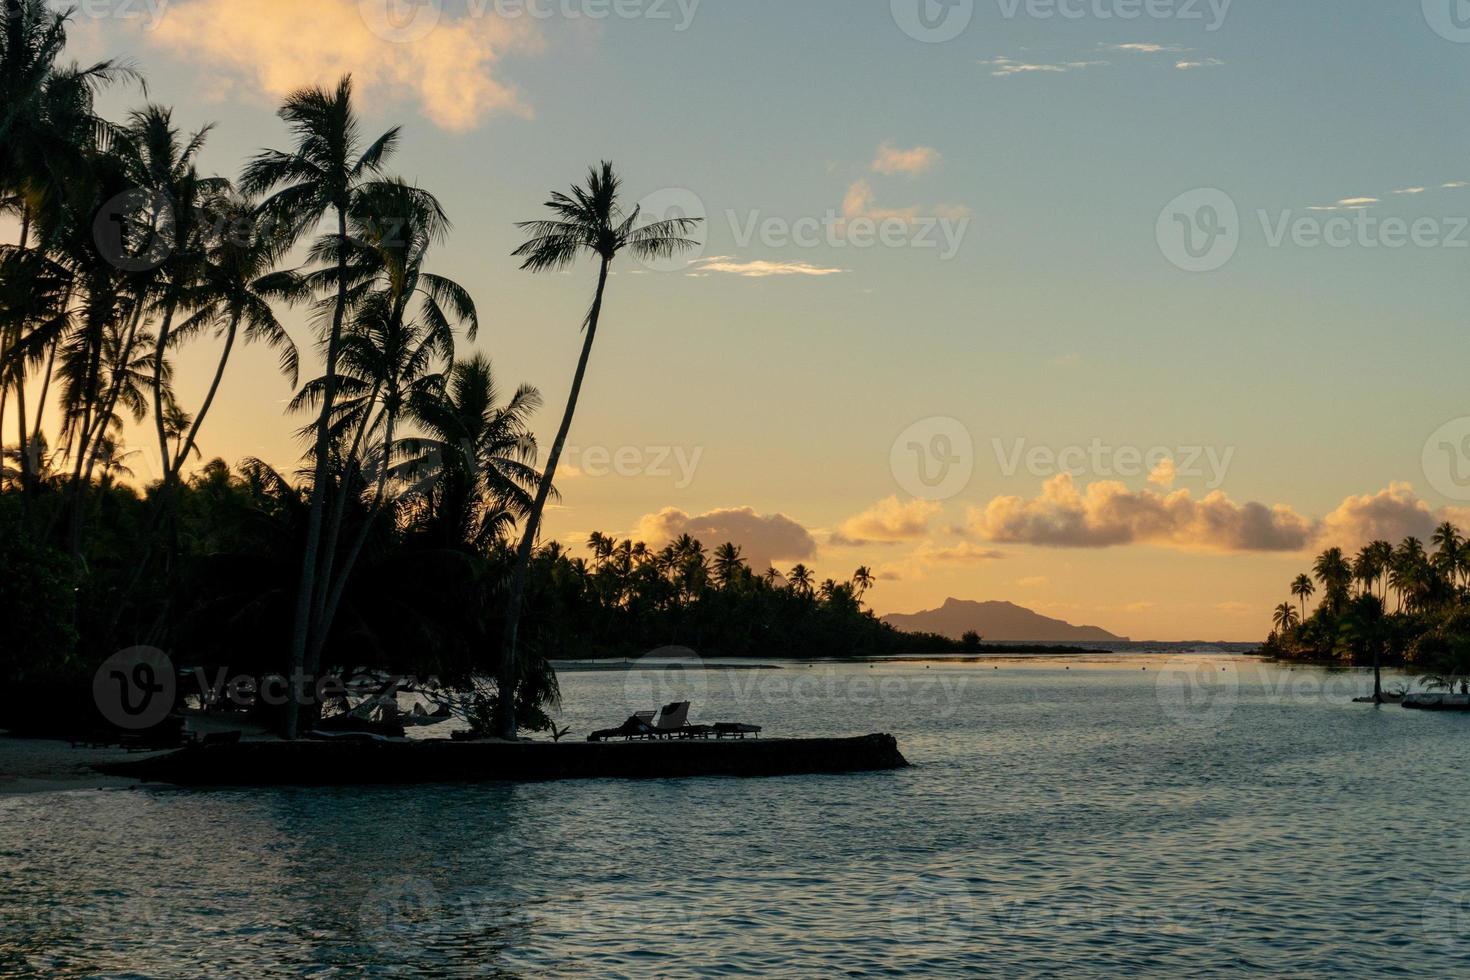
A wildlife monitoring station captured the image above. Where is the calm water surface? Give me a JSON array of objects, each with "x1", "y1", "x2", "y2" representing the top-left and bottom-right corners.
[{"x1": 4, "y1": 654, "x2": 1470, "y2": 978}]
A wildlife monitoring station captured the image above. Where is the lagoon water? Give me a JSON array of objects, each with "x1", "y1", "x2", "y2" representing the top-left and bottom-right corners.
[{"x1": 4, "y1": 653, "x2": 1470, "y2": 977}]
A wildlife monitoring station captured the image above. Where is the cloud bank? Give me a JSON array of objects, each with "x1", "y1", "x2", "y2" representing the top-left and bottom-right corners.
[
  {"x1": 147, "y1": 0, "x2": 540, "y2": 131},
  {"x1": 632, "y1": 506, "x2": 818, "y2": 571}
]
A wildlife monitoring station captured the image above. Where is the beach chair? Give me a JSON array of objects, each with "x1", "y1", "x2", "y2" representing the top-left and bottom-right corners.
[
  {"x1": 651, "y1": 701, "x2": 690, "y2": 739},
  {"x1": 587, "y1": 710, "x2": 657, "y2": 742}
]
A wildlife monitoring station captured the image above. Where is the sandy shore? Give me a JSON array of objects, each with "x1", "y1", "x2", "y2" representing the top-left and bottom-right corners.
[{"x1": 0, "y1": 734, "x2": 171, "y2": 795}]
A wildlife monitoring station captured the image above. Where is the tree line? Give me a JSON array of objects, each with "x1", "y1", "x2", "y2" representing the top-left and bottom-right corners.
[
  {"x1": 1265, "y1": 522, "x2": 1470, "y2": 691},
  {"x1": 0, "y1": 1, "x2": 918, "y2": 737}
]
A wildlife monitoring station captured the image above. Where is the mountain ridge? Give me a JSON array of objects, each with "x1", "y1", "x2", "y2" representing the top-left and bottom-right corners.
[{"x1": 882, "y1": 598, "x2": 1128, "y2": 643}]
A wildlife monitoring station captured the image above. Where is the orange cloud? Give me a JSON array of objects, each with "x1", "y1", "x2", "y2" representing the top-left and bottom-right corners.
[
  {"x1": 969, "y1": 474, "x2": 1313, "y2": 552},
  {"x1": 872, "y1": 142, "x2": 941, "y2": 177},
  {"x1": 146, "y1": 0, "x2": 540, "y2": 131},
  {"x1": 834, "y1": 496, "x2": 941, "y2": 544},
  {"x1": 632, "y1": 506, "x2": 817, "y2": 571}
]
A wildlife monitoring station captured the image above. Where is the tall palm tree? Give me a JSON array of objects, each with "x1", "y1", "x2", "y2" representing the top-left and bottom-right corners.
[
  {"x1": 1291, "y1": 573, "x2": 1315, "y2": 620},
  {"x1": 1367, "y1": 540, "x2": 1395, "y2": 598},
  {"x1": 1432, "y1": 521, "x2": 1462, "y2": 589},
  {"x1": 240, "y1": 76, "x2": 422, "y2": 735},
  {"x1": 1352, "y1": 545, "x2": 1382, "y2": 599},
  {"x1": 496, "y1": 162, "x2": 700, "y2": 737},
  {"x1": 1313, "y1": 548, "x2": 1352, "y2": 614},
  {"x1": 170, "y1": 194, "x2": 302, "y2": 470},
  {"x1": 851, "y1": 566, "x2": 875, "y2": 601}
]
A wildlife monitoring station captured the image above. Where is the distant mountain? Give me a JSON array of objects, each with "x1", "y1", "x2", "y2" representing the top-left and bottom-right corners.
[{"x1": 882, "y1": 599, "x2": 1128, "y2": 643}]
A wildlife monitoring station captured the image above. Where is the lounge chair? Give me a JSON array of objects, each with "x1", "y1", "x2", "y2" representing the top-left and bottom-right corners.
[
  {"x1": 714, "y1": 723, "x2": 762, "y2": 739},
  {"x1": 587, "y1": 710, "x2": 657, "y2": 742},
  {"x1": 650, "y1": 702, "x2": 690, "y2": 739}
]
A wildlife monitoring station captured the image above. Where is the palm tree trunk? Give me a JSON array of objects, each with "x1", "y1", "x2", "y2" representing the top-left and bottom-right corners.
[
  {"x1": 287, "y1": 206, "x2": 351, "y2": 738},
  {"x1": 497, "y1": 256, "x2": 610, "y2": 738},
  {"x1": 172, "y1": 313, "x2": 239, "y2": 472},
  {"x1": 312, "y1": 407, "x2": 397, "y2": 665}
]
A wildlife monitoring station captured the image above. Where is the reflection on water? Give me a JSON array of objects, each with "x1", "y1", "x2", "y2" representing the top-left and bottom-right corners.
[{"x1": 5, "y1": 655, "x2": 1470, "y2": 977}]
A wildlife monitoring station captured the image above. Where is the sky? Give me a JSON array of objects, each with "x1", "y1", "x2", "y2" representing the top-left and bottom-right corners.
[{"x1": 37, "y1": 0, "x2": 1470, "y2": 640}]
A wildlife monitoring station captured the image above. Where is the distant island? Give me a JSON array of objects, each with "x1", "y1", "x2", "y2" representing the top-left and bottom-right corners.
[{"x1": 882, "y1": 599, "x2": 1129, "y2": 644}]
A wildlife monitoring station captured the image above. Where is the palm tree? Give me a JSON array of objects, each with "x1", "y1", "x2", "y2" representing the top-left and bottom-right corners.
[
  {"x1": 713, "y1": 542, "x2": 745, "y2": 590},
  {"x1": 851, "y1": 566, "x2": 875, "y2": 601},
  {"x1": 495, "y1": 162, "x2": 700, "y2": 737},
  {"x1": 170, "y1": 194, "x2": 302, "y2": 470},
  {"x1": 398, "y1": 355, "x2": 546, "y2": 553},
  {"x1": 240, "y1": 76, "x2": 424, "y2": 735},
  {"x1": 1352, "y1": 545, "x2": 1382, "y2": 599},
  {"x1": 1313, "y1": 548, "x2": 1352, "y2": 614},
  {"x1": 1291, "y1": 573, "x2": 1315, "y2": 620},
  {"x1": 1367, "y1": 540, "x2": 1394, "y2": 598},
  {"x1": 787, "y1": 564, "x2": 815, "y2": 598},
  {"x1": 1433, "y1": 521, "x2": 1462, "y2": 589},
  {"x1": 1273, "y1": 602, "x2": 1299, "y2": 634}
]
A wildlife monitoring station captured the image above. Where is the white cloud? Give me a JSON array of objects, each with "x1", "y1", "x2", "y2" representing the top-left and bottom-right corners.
[
  {"x1": 687, "y1": 257, "x2": 846, "y2": 278},
  {"x1": 1107, "y1": 43, "x2": 1186, "y2": 53},
  {"x1": 979, "y1": 56, "x2": 1109, "y2": 77},
  {"x1": 1395, "y1": 187, "x2": 1428, "y2": 195},
  {"x1": 1175, "y1": 58, "x2": 1225, "y2": 70}
]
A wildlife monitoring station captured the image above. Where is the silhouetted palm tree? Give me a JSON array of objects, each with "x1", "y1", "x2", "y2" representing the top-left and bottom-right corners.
[
  {"x1": 1273, "y1": 602, "x2": 1298, "y2": 634},
  {"x1": 1291, "y1": 573, "x2": 1315, "y2": 620},
  {"x1": 240, "y1": 76, "x2": 425, "y2": 735},
  {"x1": 495, "y1": 162, "x2": 700, "y2": 736}
]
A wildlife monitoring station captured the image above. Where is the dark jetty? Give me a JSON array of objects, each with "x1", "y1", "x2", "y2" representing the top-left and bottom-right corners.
[{"x1": 96, "y1": 734, "x2": 909, "y2": 787}]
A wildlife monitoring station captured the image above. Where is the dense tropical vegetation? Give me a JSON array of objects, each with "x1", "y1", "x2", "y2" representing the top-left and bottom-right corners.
[
  {"x1": 0, "y1": 2, "x2": 921, "y2": 738},
  {"x1": 1262, "y1": 524, "x2": 1470, "y2": 695}
]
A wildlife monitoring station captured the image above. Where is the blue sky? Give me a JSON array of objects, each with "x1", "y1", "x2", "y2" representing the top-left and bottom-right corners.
[{"x1": 52, "y1": 0, "x2": 1470, "y2": 638}]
